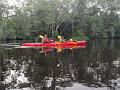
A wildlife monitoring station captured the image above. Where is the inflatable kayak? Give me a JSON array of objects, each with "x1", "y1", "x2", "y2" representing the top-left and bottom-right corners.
[{"x1": 21, "y1": 41, "x2": 86, "y2": 47}]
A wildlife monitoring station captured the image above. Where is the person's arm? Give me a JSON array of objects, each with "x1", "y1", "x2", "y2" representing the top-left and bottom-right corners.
[{"x1": 42, "y1": 38, "x2": 45, "y2": 43}]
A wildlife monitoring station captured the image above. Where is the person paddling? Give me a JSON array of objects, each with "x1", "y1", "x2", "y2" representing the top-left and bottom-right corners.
[
  {"x1": 42, "y1": 35, "x2": 50, "y2": 43},
  {"x1": 57, "y1": 36, "x2": 65, "y2": 42},
  {"x1": 39, "y1": 34, "x2": 53, "y2": 43}
]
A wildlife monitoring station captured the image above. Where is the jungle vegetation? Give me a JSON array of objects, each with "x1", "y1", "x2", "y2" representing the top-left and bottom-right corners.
[{"x1": 0, "y1": 0, "x2": 120, "y2": 40}]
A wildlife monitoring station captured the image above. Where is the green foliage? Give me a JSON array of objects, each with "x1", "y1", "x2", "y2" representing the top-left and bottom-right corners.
[
  {"x1": 0, "y1": 0, "x2": 120, "y2": 40},
  {"x1": 71, "y1": 30, "x2": 89, "y2": 40},
  {"x1": 0, "y1": 28, "x2": 16, "y2": 40}
]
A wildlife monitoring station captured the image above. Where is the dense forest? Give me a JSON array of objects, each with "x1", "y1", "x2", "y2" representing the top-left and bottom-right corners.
[{"x1": 0, "y1": 0, "x2": 120, "y2": 40}]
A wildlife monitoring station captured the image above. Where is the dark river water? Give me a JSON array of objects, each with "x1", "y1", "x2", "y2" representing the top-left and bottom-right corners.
[{"x1": 0, "y1": 39, "x2": 120, "y2": 90}]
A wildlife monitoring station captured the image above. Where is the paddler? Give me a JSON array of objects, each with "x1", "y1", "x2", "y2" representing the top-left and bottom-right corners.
[
  {"x1": 42, "y1": 35, "x2": 51, "y2": 43},
  {"x1": 39, "y1": 34, "x2": 52, "y2": 43},
  {"x1": 57, "y1": 35, "x2": 65, "y2": 42}
]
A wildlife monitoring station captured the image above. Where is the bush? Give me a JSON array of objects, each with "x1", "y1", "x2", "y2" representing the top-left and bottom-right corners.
[{"x1": 0, "y1": 29, "x2": 16, "y2": 40}]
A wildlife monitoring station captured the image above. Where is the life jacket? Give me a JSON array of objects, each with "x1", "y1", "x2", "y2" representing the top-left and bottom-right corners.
[{"x1": 42, "y1": 37, "x2": 50, "y2": 43}]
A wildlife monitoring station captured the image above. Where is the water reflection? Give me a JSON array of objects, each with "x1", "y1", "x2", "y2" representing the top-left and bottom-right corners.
[{"x1": 0, "y1": 39, "x2": 120, "y2": 90}]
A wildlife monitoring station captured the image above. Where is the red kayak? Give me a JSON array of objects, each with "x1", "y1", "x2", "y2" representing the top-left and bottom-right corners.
[{"x1": 21, "y1": 41, "x2": 86, "y2": 47}]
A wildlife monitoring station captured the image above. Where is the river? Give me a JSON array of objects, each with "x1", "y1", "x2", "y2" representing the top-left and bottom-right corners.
[{"x1": 0, "y1": 39, "x2": 120, "y2": 90}]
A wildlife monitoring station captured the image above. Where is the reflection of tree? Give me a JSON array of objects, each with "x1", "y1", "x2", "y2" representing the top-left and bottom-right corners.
[
  {"x1": 0, "y1": 53, "x2": 6, "y2": 90},
  {"x1": 73, "y1": 40, "x2": 120, "y2": 89},
  {"x1": 0, "y1": 40, "x2": 120, "y2": 89}
]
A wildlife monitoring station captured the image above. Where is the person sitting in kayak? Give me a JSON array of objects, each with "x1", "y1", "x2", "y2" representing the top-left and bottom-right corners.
[
  {"x1": 39, "y1": 34, "x2": 53, "y2": 43},
  {"x1": 57, "y1": 36, "x2": 65, "y2": 42},
  {"x1": 42, "y1": 35, "x2": 51, "y2": 43}
]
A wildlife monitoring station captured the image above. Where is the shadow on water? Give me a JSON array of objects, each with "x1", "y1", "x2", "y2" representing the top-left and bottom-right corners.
[{"x1": 0, "y1": 39, "x2": 120, "y2": 90}]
